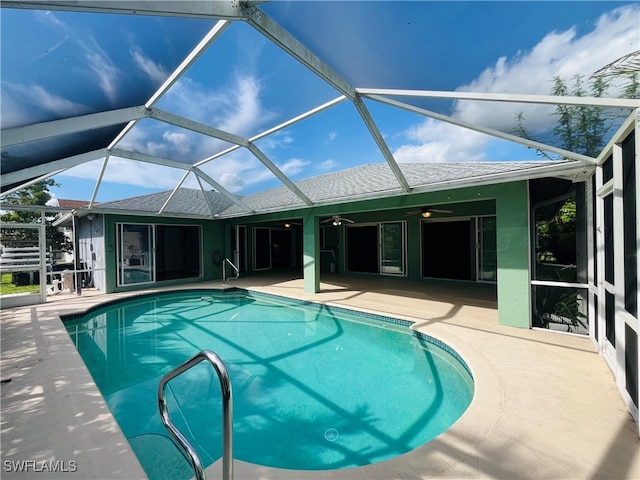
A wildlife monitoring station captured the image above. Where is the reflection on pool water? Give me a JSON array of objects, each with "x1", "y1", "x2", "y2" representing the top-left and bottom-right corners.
[{"x1": 64, "y1": 290, "x2": 473, "y2": 479}]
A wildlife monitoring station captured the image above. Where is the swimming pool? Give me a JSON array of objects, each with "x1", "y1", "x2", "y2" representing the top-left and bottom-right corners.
[{"x1": 64, "y1": 289, "x2": 473, "y2": 479}]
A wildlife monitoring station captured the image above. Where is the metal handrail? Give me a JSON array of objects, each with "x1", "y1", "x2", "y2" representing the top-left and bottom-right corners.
[
  {"x1": 222, "y1": 258, "x2": 239, "y2": 285},
  {"x1": 157, "y1": 350, "x2": 233, "y2": 480}
]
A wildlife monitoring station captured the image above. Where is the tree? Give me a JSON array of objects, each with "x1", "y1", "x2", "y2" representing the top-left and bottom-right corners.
[
  {"x1": 514, "y1": 54, "x2": 638, "y2": 267},
  {"x1": 514, "y1": 51, "x2": 639, "y2": 158},
  {"x1": 516, "y1": 53, "x2": 638, "y2": 332},
  {"x1": 1, "y1": 180, "x2": 73, "y2": 253}
]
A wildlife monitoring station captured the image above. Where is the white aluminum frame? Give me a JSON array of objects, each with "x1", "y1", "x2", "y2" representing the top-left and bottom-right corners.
[{"x1": 594, "y1": 110, "x2": 639, "y2": 429}]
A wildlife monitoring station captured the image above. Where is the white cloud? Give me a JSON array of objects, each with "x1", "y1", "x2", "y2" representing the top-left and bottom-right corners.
[
  {"x1": 325, "y1": 131, "x2": 337, "y2": 143},
  {"x1": 256, "y1": 131, "x2": 294, "y2": 151},
  {"x1": 162, "y1": 131, "x2": 192, "y2": 155},
  {"x1": 165, "y1": 72, "x2": 277, "y2": 138},
  {"x1": 62, "y1": 156, "x2": 187, "y2": 190},
  {"x1": 395, "y1": 119, "x2": 489, "y2": 163},
  {"x1": 219, "y1": 172, "x2": 246, "y2": 189},
  {"x1": 152, "y1": 71, "x2": 281, "y2": 163},
  {"x1": 35, "y1": 10, "x2": 122, "y2": 105},
  {"x1": 455, "y1": 4, "x2": 638, "y2": 133},
  {"x1": 131, "y1": 46, "x2": 168, "y2": 85},
  {"x1": 279, "y1": 158, "x2": 310, "y2": 177},
  {"x1": 197, "y1": 152, "x2": 266, "y2": 193},
  {"x1": 85, "y1": 51, "x2": 120, "y2": 104},
  {"x1": 318, "y1": 159, "x2": 338, "y2": 171},
  {"x1": 0, "y1": 82, "x2": 90, "y2": 127},
  {"x1": 395, "y1": 4, "x2": 639, "y2": 162}
]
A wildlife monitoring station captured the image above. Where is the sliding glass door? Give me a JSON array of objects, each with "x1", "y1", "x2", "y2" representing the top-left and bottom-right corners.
[
  {"x1": 116, "y1": 223, "x2": 202, "y2": 287},
  {"x1": 478, "y1": 216, "x2": 497, "y2": 282},
  {"x1": 421, "y1": 216, "x2": 497, "y2": 283},
  {"x1": 346, "y1": 225, "x2": 378, "y2": 273},
  {"x1": 346, "y1": 222, "x2": 406, "y2": 276}
]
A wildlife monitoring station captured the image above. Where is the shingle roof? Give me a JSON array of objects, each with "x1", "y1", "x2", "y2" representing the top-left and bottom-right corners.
[
  {"x1": 89, "y1": 160, "x2": 585, "y2": 218},
  {"x1": 97, "y1": 189, "x2": 235, "y2": 217},
  {"x1": 220, "y1": 160, "x2": 579, "y2": 216},
  {"x1": 57, "y1": 199, "x2": 91, "y2": 209}
]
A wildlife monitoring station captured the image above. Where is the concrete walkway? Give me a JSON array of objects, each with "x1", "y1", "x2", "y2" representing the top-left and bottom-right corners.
[{"x1": 1, "y1": 274, "x2": 638, "y2": 479}]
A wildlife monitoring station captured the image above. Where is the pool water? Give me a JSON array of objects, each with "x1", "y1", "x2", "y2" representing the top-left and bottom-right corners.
[{"x1": 65, "y1": 290, "x2": 473, "y2": 478}]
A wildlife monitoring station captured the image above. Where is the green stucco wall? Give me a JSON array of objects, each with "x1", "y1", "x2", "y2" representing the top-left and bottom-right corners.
[
  {"x1": 228, "y1": 180, "x2": 531, "y2": 327},
  {"x1": 495, "y1": 182, "x2": 531, "y2": 328}
]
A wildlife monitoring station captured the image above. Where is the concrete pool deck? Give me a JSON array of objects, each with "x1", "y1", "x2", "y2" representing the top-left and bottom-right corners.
[{"x1": 1, "y1": 274, "x2": 638, "y2": 479}]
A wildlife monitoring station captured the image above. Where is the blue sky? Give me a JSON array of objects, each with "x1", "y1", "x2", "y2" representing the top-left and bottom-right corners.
[{"x1": 1, "y1": 1, "x2": 637, "y2": 204}]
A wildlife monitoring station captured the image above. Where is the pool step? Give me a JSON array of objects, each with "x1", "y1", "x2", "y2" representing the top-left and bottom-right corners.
[{"x1": 127, "y1": 433, "x2": 193, "y2": 479}]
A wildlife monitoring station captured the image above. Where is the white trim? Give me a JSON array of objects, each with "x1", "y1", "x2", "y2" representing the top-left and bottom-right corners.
[
  {"x1": 0, "y1": 169, "x2": 66, "y2": 199},
  {"x1": 596, "y1": 111, "x2": 637, "y2": 165},
  {"x1": 531, "y1": 280, "x2": 590, "y2": 289},
  {"x1": 1, "y1": 1, "x2": 246, "y2": 18},
  {"x1": 357, "y1": 87, "x2": 640, "y2": 109},
  {"x1": 585, "y1": 177, "x2": 597, "y2": 341},
  {"x1": 1, "y1": 149, "x2": 108, "y2": 186},
  {"x1": 1, "y1": 106, "x2": 146, "y2": 147},
  {"x1": 596, "y1": 179, "x2": 614, "y2": 197},
  {"x1": 613, "y1": 142, "x2": 627, "y2": 394},
  {"x1": 149, "y1": 108, "x2": 249, "y2": 147},
  {"x1": 108, "y1": 148, "x2": 191, "y2": 171}
]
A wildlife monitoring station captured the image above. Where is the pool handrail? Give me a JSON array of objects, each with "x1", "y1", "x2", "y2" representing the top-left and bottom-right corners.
[
  {"x1": 157, "y1": 350, "x2": 233, "y2": 480},
  {"x1": 222, "y1": 258, "x2": 239, "y2": 285}
]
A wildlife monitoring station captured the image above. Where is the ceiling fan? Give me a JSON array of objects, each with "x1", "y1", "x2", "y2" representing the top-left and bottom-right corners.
[
  {"x1": 406, "y1": 206, "x2": 453, "y2": 218},
  {"x1": 321, "y1": 215, "x2": 355, "y2": 226},
  {"x1": 282, "y1": 220, "x2": 302, "y2": 228}
]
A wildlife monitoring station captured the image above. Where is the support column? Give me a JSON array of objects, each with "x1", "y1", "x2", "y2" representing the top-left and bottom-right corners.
[
  {"x1": 302, "y1": 211, "x2": 320, "y2": 293},
  {"x1": 496, "y1": 181, "x2": 531, "y2": 328}
]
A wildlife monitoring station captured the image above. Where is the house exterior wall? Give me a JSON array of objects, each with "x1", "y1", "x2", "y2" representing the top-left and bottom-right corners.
[
  {"x1": 230, "y1": 180, "x2": 531, "y2": 328},
  {"x1": 101, "y1": 214, "x2": 226, "y2": 293},
  {"x1": 94, "y1": 180, "x2": 531, "y2": 327}
]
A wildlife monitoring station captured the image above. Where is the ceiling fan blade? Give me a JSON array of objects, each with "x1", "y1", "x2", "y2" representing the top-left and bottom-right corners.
[{"x1": 430, "y1": 208, "x2": 453, "y2": 213}]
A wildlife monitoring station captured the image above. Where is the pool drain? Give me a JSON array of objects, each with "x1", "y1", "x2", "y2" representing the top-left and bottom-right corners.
[{"x1": 324, "y1": 428, "x2": 339, "y2": 442}]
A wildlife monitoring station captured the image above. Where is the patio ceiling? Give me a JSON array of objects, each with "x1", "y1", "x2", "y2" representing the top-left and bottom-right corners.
[{"x1": 1, "y1": 1, "x2": 638, "y2": 217}]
